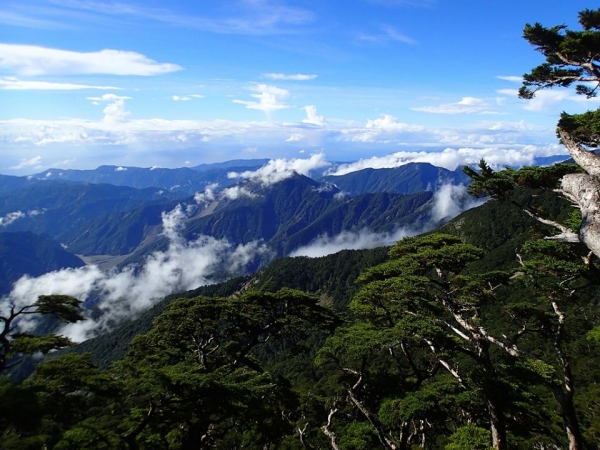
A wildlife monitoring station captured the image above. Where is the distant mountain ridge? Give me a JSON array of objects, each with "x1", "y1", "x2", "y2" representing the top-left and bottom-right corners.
[
  {"x1": 0, "y1": 231, "x2": 85, "y2": 295},
  {"x1": 320, "y1": 162, "x2": 470, "y2": 195},
  {"x1": 30, "y1": 162, "x2": 269, "y2": 195}
]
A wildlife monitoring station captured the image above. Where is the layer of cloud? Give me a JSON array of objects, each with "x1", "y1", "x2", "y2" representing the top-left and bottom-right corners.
[
  {"x1": 227, "y1": 152, "x2": 330, "y2": 186},
  {"x1": 0, "y1": 44, "x2": 181, "y2": 76},
  {"x1": 263, "y1": 73, "x2": 317, "y2": 81},
  {"x1": 329, "y1": 144, "x2": 564, "y2": 175},
  {"x1": 290, "y1": 228, "x2": 414, "y2": 257},
  {"x1": 0, "y1": 111, "x2": 565, "y2": 175},
  {"x1": 2, "y1": 205, "x2": 271, "y2": 341},
  {"x1": 0, "y1": 77, "x2": 122, "y2": 91}
]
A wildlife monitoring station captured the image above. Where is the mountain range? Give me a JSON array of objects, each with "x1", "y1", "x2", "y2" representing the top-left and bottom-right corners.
[{"x1": 0, "y1": 158, "x2": 482, "y2": 332}]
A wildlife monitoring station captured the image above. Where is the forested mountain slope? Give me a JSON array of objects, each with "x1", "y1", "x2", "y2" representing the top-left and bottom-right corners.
[
  {"x1": 0, "y1": 232, "x2": 85, "y2": 295},
  {"x1": 320, "y1": 162, "x2": 470, "y2": 195}
]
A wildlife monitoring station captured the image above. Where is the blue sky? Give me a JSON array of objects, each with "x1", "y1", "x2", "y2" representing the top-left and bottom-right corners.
[{"x1": 0, "y1": 0, "x2": 597, "y2": 175}]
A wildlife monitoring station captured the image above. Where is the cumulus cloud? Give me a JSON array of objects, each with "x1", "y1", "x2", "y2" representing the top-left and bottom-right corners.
[
  {"x1": 227, "y1": 152, "x2": 330, "y2": 186},
  {"x1": 286, "y1": 133, "x2": 303, "y2": 142},
  {"x1": 87, "y1": 93, "x2": 132, "y2": 124},
  {"x1": 302, "y1": 105, "x2": 326, "y2": 126},
  {"x1": 0, "y1": 77, "x2": 122, "y2": 91},
  {"x1": 1, "y1": 205, "x2": 272, "y2": 341},
  {"x1": 413, "y1": 97, "x2": 497, "y2": 114},
  {"x1": 233, "y1": 84, "x2": 290, "y2": 115},
  {"x1": 263, "y1": 73, "x2": 317, "y2": 80},
  {"x1": 0, "y1": 44, "x2": 182, "y2": 76}
]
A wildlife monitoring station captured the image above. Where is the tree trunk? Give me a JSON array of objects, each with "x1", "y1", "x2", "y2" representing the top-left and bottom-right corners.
[
  {"x1": 550, "y1": 301, "x2": 585, "y2": 450},
  {"x1": 397, "y1": 421, "x2": 410, "y2": 450},
  {"x1": 553, "y1": 390, "x2": 585, "y2": 450},
  {"x1": 488, "y1": 398, "x2": 508, "y2": 450}
]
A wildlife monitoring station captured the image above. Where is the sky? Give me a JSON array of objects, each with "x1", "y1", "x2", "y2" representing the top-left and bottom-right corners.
[{"x1": 1, "y1": 0, "x2": 598, "y2": 175}]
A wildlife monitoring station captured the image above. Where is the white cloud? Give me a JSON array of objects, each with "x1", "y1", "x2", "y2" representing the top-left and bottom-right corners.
[
  {"x1": 496, "y1": 87, "x2": 600, "y2": 112},
  {"x1": 263, "y1": 73, "x2": 317, "y2": 81},
  {"x1": 286, "y1": 133, "x2": 303, "y2": 142},
  {"x1": 429, "y1": 183, "x2": 484, "y2": 222},
  {"x1": 1, "y1": 204, "x2": 272, "y2": 341},
  {"x1": 0, "y1": 77, "x2": 122, "y2": 91},
  {"x1": 0, "y1": 44, "x2": 181, "y2": 77},
  {"x1": 173, "y1": 94, "x2": 204, "y2": 101},
  {"x1": 290, "y1": 228, "x2": 414, "y2": 257},
  {"x1": 9, "y1": 155, "x2": 42, "y2": 170},
  {"x1": 329, "y1": 144, "x2": 564, "y2": 175},
  {"x1": 194, "y1": 183, "x2": 219, "y2": 205},
  {"x1": 343, "y1": 114, "x2": 424, "y2": 142},
  {"x1": 497, "y1": 75, "x2": 522, "y2": 83},
  {"x1": 413, "y1": 97, "x2": 497, "y2": 114},
  {"x1": 233, "y1": 84, "x2": 290, "y2": 115},
  {"x1": 87, "y1": 93, "x2": 132, "y2": 124},
  {"x1": 228, "y1": 152, "x2": 330, "y2": 186},
  {"x1": 0, "y1": 211, "x2": 25, "y2": 227},
  {"x1": 302, "y1": 105, "x2": 326, "y2": 126},
  {"x1": 0, "y1": 110, "x2": 564, "y2": 174},
  {"x1": 115, "y1": 166, "x2": 127, "y2": 171},
  {"x1": 222, "y1": 185, "x2": 258, "y2": 200}
]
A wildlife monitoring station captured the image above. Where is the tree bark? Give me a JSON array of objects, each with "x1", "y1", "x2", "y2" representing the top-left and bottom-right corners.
[
  {"x1": 488, "y1": 398, "x2": 508, "y2": 450},
  {"x1": 558, "y1": 128, "x2": 600, "y2": 258},
  {"x1": 550, "y1": 301, "x2": 585, "y2": 450},
  {"x1": 321, "y1": 408, "x2": 341, "y2": 450},
  {"x1": 560, "y1": 172, "x2": 600, "y2": 258}
]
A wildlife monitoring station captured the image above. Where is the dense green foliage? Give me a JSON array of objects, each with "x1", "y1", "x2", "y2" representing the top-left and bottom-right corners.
[{"x1": 3, "y1": 180, "x2": 599, "y2": 449}]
